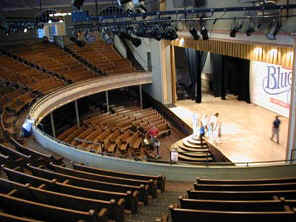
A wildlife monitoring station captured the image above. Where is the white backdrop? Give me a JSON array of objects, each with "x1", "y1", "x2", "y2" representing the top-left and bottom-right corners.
[{"x1": 250, "y1": 61, "x2": 292, "y2": 117}]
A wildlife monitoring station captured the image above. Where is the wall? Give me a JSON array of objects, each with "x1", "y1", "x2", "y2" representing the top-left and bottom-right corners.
[
  {"x1": 143, "y1": 40, "x2": 164, "y2": 103},
  {"x1": 126, "y1": 37, "x2": 151, "y2": 70}
]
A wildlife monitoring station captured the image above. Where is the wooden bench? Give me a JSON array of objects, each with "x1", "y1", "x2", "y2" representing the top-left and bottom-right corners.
[
  {"x1": 50, "y1": 162, "x2": 156, "y2": 199},
  {"x1": 57, "y1": 126, "x2": 78, "y2": 141},
  {"x1": 169, "y1": 205, "x2": 295, "y2": 222},
  {"x1": 0, "y1": 192, "x2": 108, "y2": 222},
  {"x1": 193, "y1": 182, "x2": 296, "y2": 191},
  {"x1": 73, "y1": 163, "x2": 166, "y2": 192},
  {"x1": 0, "y1": 211, "x2": 45, "y2": 222},
  {"x1": 0, "y1": 177, "x2": 124, "y2": 222},
  {"x1": 2, "y1": 166, "x2": 137, "y2": 213},
  {"x1": 0, "y1": 149, "x2": 9, "y2": 162},
  {"x1": 156, "y1": 123, "x2": 171, "y2": 138},
  {"x1": 178, "y1": 197, "x2": 287, "y2": 212},
  {"x1": 9, "y1": 136, "x2": 63, "y2": 166},
  {"x1": 27, "y1": 163, "x2": 147, "y2": 205},
  {"x1": 196, "y1": 177, "x2": 296, "y2": 185},
  {"x1": 187, "y1": 189, "x2": 296, "y2": 200},
  {"x1": 0, "y1": 143, "x2": 31, "y2": 167}
]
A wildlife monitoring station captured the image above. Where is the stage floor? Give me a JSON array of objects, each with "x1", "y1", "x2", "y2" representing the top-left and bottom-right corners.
[{"x1": 170, "y1": 94, "x2": 289, "y2": 163}]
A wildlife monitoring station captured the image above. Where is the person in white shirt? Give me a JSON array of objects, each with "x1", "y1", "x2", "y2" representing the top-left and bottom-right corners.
[
  {"x1": 209, "y1": 113, "x2": 219, "y2": 140},
  {"x1": 21, "y1": 117, "x2": 34, "y2": 137}
]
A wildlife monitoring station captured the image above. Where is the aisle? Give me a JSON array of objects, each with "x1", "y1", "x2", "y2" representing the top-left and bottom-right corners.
[
  {"x1": 170, "y1": 94, "x2": 289, "y2": 163},
  {"x1": 126, "y1": 181, "x2": 192, "y2": 222}
]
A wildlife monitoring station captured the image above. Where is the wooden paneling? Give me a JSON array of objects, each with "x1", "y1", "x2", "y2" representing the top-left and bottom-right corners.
[{"x1": 172, "y1": 38, "x2": 294, "y2": 69}]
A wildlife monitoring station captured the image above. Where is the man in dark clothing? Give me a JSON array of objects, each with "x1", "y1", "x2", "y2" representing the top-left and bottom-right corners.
[{"x1": 271, "y1": 115, "x2": 281, "y2": 144}]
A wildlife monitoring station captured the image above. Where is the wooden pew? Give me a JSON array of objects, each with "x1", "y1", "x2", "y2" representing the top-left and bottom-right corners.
[
  {"x1": 178, "y1": 197, "x2": 287, "y2": 212},
  {"x1": 187, "y1": 189, "x2": 296, "y2": 200},
  {"x1": 57, "y1": 126, "x2": 77, "y2": 141},
  {"x1": 73, "y1": 163, "x2": 166, "y2": 192},
  {"x1": 9, "y1": 136, "x2": 64, "y2": 165},
  {"x1": 2, "y1": 166, "x2": 137, "y2": 213},
  {"x1": 196, "y1": 177, "x2": 296, "y2": 185},
  {"x1": 27, "y1": 164, "x2": 147, "y2": 205},
  {"x1": 169, "y1": 205, "x2": 295, "y2": 222},
  {"x1": 0, "y1": 177, "x2": 124, "y2": 222},
  {"x1": 0, "y1": 211, "x2": 45, "y2": 222},
  {"x1": 193, "y1": 182, "x2": 296, "y2": 191},
  {"x1": 0, "y1": 143, "x2": 31, "y2": 167},
  {"x1": 0, "y1": 152, "x2": 9, "y2": 166},
  {"x1": 0, "y1": 193, "x2": 108, "y2": 222},
  {"x1": 49, "y1": 162, "x2": 156, "y2": 199}
]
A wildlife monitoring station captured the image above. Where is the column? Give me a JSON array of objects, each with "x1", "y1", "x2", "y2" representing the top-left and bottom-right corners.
[
  {"x1": 139, "y1": 84, "x2": 143, "y2": 109},
  {"x1": 105, "y1": 91, "x2": 109, "y2": 113},
  {"x1": 74, "y1": 100, "x2": 80, "y2": 128},
  {"x1": 286, "y1": 35, "x2": 296, "y2": 161},
  {"x1": 50, "y1": 112, "x2": 56, "y2": 138}
]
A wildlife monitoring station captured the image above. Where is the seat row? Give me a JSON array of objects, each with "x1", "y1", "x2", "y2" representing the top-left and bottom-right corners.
[
  {"x1": 67, "y1": 40, "x2": 135, "y2": 75},
  {"x1": 57, "y1": 106, "x2": 171, "y2": 156},
  {"x1": 0, "y1": 159, "x2": 165, "y2": 222},
  {"x1": 168, "y1": 176, "x2": 296, "y2": 222}
]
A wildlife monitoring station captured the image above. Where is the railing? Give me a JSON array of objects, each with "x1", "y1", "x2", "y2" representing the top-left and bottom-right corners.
[{"x1": 36, "y1": 126, "x2": 296, "y2": 168}]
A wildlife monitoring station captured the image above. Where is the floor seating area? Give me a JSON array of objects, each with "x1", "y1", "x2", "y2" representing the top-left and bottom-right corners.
[
  {"x1": 67, "y1": 39, "x2": 135, "y2": 75},
  {"x1": 57, "y1": 105, "x2": 171, "y2": 158},
  {"x1": 168, "y1": 177, "x2": 296, "y2": 222}
]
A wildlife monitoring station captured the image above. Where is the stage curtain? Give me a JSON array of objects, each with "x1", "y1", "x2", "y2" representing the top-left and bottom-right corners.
[
  {"x1": 185, "y1": 48, "x2": 208, "y2": 103},
  {"x1": 211, "y1": 54, "x2": 250, "y2": 103}
]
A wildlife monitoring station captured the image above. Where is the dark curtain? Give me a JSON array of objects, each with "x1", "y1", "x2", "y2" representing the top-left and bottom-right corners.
[
  {"x1": 185, "y1": 48, "x2": 208, "y2": 103},
  {"x1": 211, "y1": 54, "x2": 250, "y2": 103},
  {"x1": 211, "y1": 53, "x2": 225, "y2": 98}
]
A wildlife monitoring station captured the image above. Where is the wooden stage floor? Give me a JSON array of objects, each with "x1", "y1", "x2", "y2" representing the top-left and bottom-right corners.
[{"x1": 170, "y1": 94, "x2": 289, "y2": 164}]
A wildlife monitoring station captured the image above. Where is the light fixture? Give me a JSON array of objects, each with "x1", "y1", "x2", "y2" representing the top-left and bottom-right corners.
[
  {"x1": 200, "y1": 25, "x2": 208, "y2": 40},
  {"x1": 189, "y1": 27, "x2": 200, "y2": 40},
  {"x1": 246, "y1": 19, "x2": 256, "y2": 36},
  {"x1": 73, "y1": 0, "x2": 85, "y2": 10},
  {"x1": 266, "y1": 20, "x2": 281, "y2": 40},
  {"x1": 230, "y1": 18, "x2": 243, "y2": 38}
]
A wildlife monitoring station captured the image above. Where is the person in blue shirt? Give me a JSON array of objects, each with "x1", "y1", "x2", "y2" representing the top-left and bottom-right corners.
[{"x1": 271, "y1": 115, "x2": 281, "y2": 144}]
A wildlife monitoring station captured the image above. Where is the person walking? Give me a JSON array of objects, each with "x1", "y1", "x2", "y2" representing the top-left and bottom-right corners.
[{"x1": 271, "y1": 115, "x2": 281, "y2": 144}]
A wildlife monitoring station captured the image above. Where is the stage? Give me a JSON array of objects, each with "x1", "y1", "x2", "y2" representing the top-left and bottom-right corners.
[{"x1": 170, "y1": 94, "x2": 289, "y2": 163}]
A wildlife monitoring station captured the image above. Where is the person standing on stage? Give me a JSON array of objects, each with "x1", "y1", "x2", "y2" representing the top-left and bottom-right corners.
[
  {"x1": 209, "y1": 113, "x2": 219, "y2": 140},
  {"x1": 271, "y1": 115, "x2": 281, "y2": 144}
]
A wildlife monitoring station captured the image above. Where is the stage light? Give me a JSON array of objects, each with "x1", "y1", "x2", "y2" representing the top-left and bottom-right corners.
[
  {"x1": 189, "y1": 27, "x2": 200, "y2": 40},
  {"x1": 24, "y1": 28, "x2": 28, "y2": 33},
  {"x1": 266, "y1": 20, "x2": 281, "y2": 40},
  {"x1": 246, "y1": 20, "x2": 256, "y2": 36},
  {"x1": 200, "y1": 25, "x2": 208, "y2": 40},
  {"x1": 246, "y1": 26, "x2": 255, "y2": 36},
  {"x1": 230, "y1": 22, "x2": 242, "y2": 38},
  {"x1": 73, "y1": 0, "x2": 85, "y2": 10}
]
